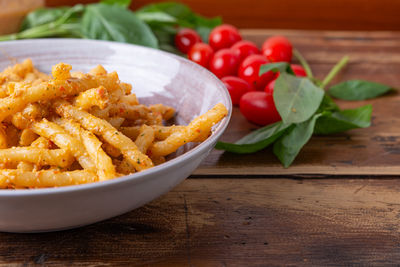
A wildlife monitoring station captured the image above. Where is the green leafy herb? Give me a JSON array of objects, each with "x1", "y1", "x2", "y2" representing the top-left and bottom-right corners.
[
  {"x1": 259, "y1": 62, "x2": 295, "y2": 76},
  {"x1": 81, "y1": 4, "x2": 158, "y2": 48},
  {"x1": 136, "y1": 2, "x2": 221, "y2": 43},
  {"x1": 273, "y1": 72, "x2": 324, "y2": 124},
  {"x1": 273, "y1": 114, "x2": 321, "y2": 167},
  {"x1": 20, "y1": 7, "x2": 71, "y2": 31},
  {"x1": 215, "y1": 121, "x2": 292, "y2": 153},
  {"x1": 314, "y1": 105, "x2": 372, "y2": 135},
  {"x1": 329, "y1": 80, "x2": 392, "y2": 100},
  {"x1": 101, "y1": 0, "x2": 132, "y2": 8},
  {"x1": 217, "y1": 53, "x2": 390, "y2": 167}
]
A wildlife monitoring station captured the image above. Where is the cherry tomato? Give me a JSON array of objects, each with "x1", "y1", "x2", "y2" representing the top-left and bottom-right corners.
[
  {"x1": 238, "y1": 54, "x2": 275, "y2": 90},
  {"x1": 188, "y1": 43, "x2": 214, "y2": 68},
  {"x1": 264, "y1": 79, "x2": 275, "y2": 95},
  {"x1": 209, "y1": 49, "x2": 240, "y2": 78},
  {"x1": 231, "y1": 40, "x2": 260, "y2": 62},
  {"x1": 174, "y1": 28, "x2": 202, "y2": 54},
  {"x1": 240, "y1": 91, "x2": 281, "y2": 126},
  {"x1": 291, "y1": 64, "x2": 307, "y2": 77},
  {"x1": 209, "y1": 24, "x2": 242, "y2": 51},
  {"x1": 221, "y1": 76, "x2": 253, "y2": 105},
  {"x1": 262, "y1": 36, "x2": 293, "y2": 62}
]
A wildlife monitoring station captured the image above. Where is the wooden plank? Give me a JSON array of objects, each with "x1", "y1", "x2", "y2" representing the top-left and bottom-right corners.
[
  {"x1": 46, "y1": 0, "x2": 400, "y2": 30},
  {"x1": 2, "y1": 178, "x2": 400, "y2": 266},
  {"x1": 195, "y1": 30, "x2": 400, "y2": 176}
]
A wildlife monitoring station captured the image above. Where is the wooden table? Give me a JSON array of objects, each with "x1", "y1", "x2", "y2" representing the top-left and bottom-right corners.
[{"x1": 3, "y1": 30, "x2": 400, "y2": 266}]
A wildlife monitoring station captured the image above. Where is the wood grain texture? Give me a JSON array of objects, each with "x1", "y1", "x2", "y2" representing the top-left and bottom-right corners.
[
  {"x1": 195, "y1": 30, "x2": 400, "y2": 176},
  {"x1": 45, "y1": 0, "x2": 400, "y2": 30},
  {"x1": 2, "y1": 178, "x2": 400, "y2": 266}
]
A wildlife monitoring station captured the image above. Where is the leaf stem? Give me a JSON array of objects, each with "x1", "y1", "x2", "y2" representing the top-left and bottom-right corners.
[
  {"x1": 321, "y1": 55, "x2": 349, "y2": 89},
  {"x1": 293, "y1": 49, "x2": 313, "y2": 79}
]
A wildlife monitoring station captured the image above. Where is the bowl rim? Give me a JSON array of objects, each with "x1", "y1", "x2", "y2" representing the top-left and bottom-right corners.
[{"x1": 0, "y1": 38, "x2": 232, "y2": 196}]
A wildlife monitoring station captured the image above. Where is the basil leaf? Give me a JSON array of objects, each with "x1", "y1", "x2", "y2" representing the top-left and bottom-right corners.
[
  {"x1": 273, "y1": 114, "x2": 321, "y2": 167},
  {"x1": 314, "y1": 104, "x2": 372, "y2": 135},
  {"x1": 317, "y1": 94, "x2": 340, "y2": 113},
  {"x1": 259, "y1": 62, "x2": 295, "y2": 76},
  {"x1": 137, "y1": 2, "x2": 193, "y2": 22},
  {"x1": 137, "y1": 2, "x2": 221, "y2": 42},
  {"x1": 136, "y1": 12, "x2": 177, "y2": 24},
  {"x1": 274, "y1": 72, "x2": 324, "y2": 124},
  {"x1": 329, "y1": 80, "x2": 392, "y2": 100},
  {"x1": 20, "y1": 7, "x2": 69, "y2": 30},
  {"x1": 81, "y1": 4, "x2": 158, "y2": 48},
  {"x1": 101, "y1": 0, "x2": 131, "y2": 7},
  {"x1": 20, "y1": 5, "x2": 84, "y2": 31},
  {"x1": 215, "y1": 121, "x2": 292, "y2": 154}
]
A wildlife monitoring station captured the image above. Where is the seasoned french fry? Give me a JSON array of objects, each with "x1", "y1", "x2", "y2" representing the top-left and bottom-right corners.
[
  {"x1": 0, "y1": 147, "x2": 73, "y2": 168},
  {"x1": 0, "y1": 63, "x2": 120, "y2": 122},
  {"x1": 31, "y1": 136, "x2": 53, "y2": 149},
  {"x1": 0, "y1": 169, "x2": 98, "y2": 188},
  {"x1": 120, "y1": 125, "x2": 185, "y2": 140},
  {"x1": 102, "y1": 142, "x2": 121, "y2": 158},
  {"x1": 17, "y1": 136, "x2": 51, "y2": 171},
  {"x1": 55, "y1": 118, "x2": 116, "y2": 181},
  {"x1": 5, "y1": 123, "x2": 19, "y2": 147},
  {"x1": 73, "y1": 86, "x2": 109, "y2": 110},
  {"x1": 0, "y1": 124, "x2": 6, "y2": 148},
  {"x1": 149, "y1": 104, "x2": 175, "y2": 120},
  {"x1": 134, "y1": 125, "x2": 155, "y2": 154},
  {"x1": 89, "y1": 65, "x2": 107, "y2": 76},
  {"x1": 32, "y1": 119, "x2": 95, "y2": 170},
  {"x1": 120, "y1": 94, "x2": 139, "y2": 106},
  {"x1": 116, "y1": 158, "x2": 136, "y2": 175},
  {"x1": 0, "y1": 60, "x2": 228, "y2": 189},
  {"x1": 55, "y1": 101, "x2": 153, "y2": 171},
  {"x1": 19, "y1": 128, "x2": 38, "y2": 146},
  {"x1": 52, "y1": 63, "x2": 72, "y2": 80},
  {"x1": 11, "y1": 103, "x2": 47, "y2": 129},
  {"x1": 107, "y1": 117, "x2": 125, "y2": 128},
  {"x1": 151, "y1": 156, "x2": 166, "y2": 166},
  {"x1": 149, "y1": 103, "x2": 228, "y2": 157}
]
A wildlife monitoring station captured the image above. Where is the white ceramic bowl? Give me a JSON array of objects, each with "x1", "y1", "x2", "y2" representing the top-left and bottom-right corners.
[{"x1": 0, "y1": 39, "x2": 231, "y2": 232}]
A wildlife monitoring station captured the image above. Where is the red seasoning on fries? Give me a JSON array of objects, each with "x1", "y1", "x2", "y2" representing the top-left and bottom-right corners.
[{"x1": 0, "y1": 59, "x2": 228, "y2": 189}]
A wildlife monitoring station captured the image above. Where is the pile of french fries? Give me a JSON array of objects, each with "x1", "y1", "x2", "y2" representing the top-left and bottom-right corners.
[{"x1": 0, "y1": 59, "x2": 228, "y2": 189}]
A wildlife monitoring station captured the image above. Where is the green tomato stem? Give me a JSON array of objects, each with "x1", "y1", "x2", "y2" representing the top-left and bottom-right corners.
[
  {"x1": 293, "y1": 49, "x2": 313, "y2": 79},
  {"x1": 321, "y1": 55, "x2": 349, "y2": 89}
]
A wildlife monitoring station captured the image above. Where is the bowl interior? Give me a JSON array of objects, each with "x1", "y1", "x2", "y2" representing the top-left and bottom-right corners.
[{"x1": 0, "y1": 38, "x2": 231, "y2": 161}]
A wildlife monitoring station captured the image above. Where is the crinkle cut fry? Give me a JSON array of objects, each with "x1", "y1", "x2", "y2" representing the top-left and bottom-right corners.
[
  {"x1": 0, "y1": 169, "x2": 97, "y2": 189},
  {"x1": 31, "y1": 119, "x2": 95, "y2": 170},
  {"x1": 55, "y1": 118, "x2": 116, "y2": 181},
  {"x1": 0, "y1": 147, "x2": 73, "y2": 168},
  {"x1": 149, "y1": 103, "x2": 228, "y2": 157},
  {"x1": 54, "y1": 100, "x2": 154, "y2": 171},
  {"x1": 0, "y1": 64, "x2": 120, "y2": 122}
]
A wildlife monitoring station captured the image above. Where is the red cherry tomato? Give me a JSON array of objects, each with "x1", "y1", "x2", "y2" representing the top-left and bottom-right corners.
[
  {"x1": 262, "y1": 36, "x2": 293, "y2": 62},
  {"x1": 209, "y1": 24, "x2": 242, "y2": 51},
  {"x1": 175, "y1": 28, "x2": 202, "y2": 54},
  {"x1": 221, "y1": 76, "x2": 253, "y2": 105},
  {"x1": 231, "y1": 40, "x2": 260, "y2": 62},
  {"x1": 264, "y1": 79, "x2": 275, "y2": 95},
  {"x1": 209, "y1": 49, "x2": 240, "y2": 78},
  {"x1": 291, "y1": 64, "x2": 307, "y2": 77},
  {"x1": 238, "y1": 54, "x2": 275, "y2": 90},
  {"x1": 240, "y1": 91, "x2": 281, "y2": 126},
  {"x1": 188, "y1": 43, "x2": 214, "y2": 68}
]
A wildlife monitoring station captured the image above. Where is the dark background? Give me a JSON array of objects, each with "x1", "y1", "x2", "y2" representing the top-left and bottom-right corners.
[{"x1": 46, "y1": 0, "x2": 400, "y2": 30}]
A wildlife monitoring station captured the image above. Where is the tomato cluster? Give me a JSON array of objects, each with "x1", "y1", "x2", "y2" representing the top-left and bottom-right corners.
[{"x1": 175, "y1": 24, "x2": 306, "y2": 126}]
